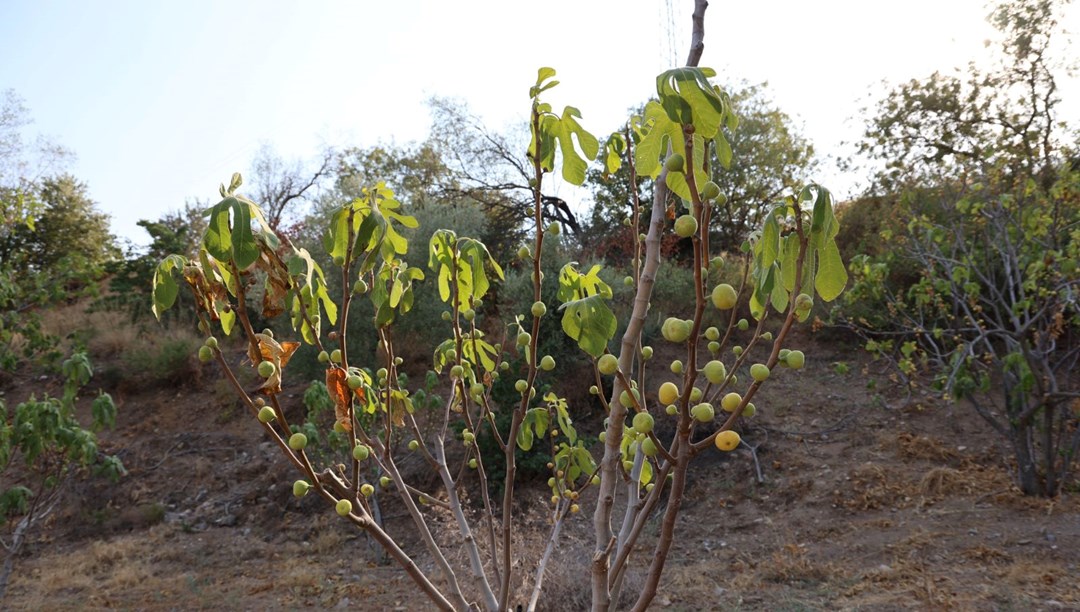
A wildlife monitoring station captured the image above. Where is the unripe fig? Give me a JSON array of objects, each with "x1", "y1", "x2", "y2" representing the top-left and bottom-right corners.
[
  {"x1": 462, "y1": 430, "x2": 475, "y2": 444},
  {"x1": 531, "y1": 301, "x2": 547, "y2": 317},
  {"x1": 700, "y1": 180, "x2": 721, "y2": 201},
  {"x1": 691, "y1": 402, "x2": 715, "y2": 423},
  {"x1": 711, "y1": 284, "x2": 737, "y2": 310},
  {"x1": 469, "y1": 382, "x2": 484, "y2": 398},
  {"x1": 665, "y1": 404, "x2": 678, "y2": 416},
  {"x1": 540, "y1": 355, "x2": 556, "y2": 371},
  {"x1": 515, "y1": 379, "x2": 528, "y2": 393},
  {"x1": 623, "y1": 275, "x2": 634, "y2": 287},
  {"x1": 742, "y1": 402, "x2": 757, "y2": 418},
  {"x1": 353, "y1": 444, "x2": 370, "y2": 461},
  {"x1": 619, "y1": 388, "x2": 640, "y2": 408},
  {"x1": 257, "y1": 360, "x2": 276, "y2": 378},
  {"x1": 705, "y1": 327, "x2": 720, "y2": 341},
  {"x1": 462, "y1": 308, "x2": 475, "y2": 322},
  {"x1": 786, "y1": 350, "x2": 806, "y2": 370},
  {"x1": 661, "y1": 317, "x2": 691, "y2": 343},
  {"x1": 641, "y1": 437, "x2": 658, "y2": 457},
  {"x1": 289, "y1": 433, "x2": 308, "y2": 450},
  {"x1": 330, "y1": 349, "x2": 342, "y2": 363},
  {"x1": 708, "y1": 341, "x2": 721, "y2": 353},
  {"x1": 336, "y1": 499, "x2": 352, "y2": 516},
  {"x1": 317, "y1": 350, "x2": 330, "y2": 363},
  {"x1": 721, "y1": 392, "x2": 742, "y2": 413},
  {"x1": 450, "y1": 365, "x2": 465, "y2": 378},
  {"x1": 750, "y1": 363, "x2": 770, "y2": 382},
  {"x1": 665, "y1": 153, "x2": 685, "y2": 173},
  {"x1": 761, "y1": 331, "x2": 773, "y2": 341},
  {"x1": 670, "y1": 360, "x2": 684, "y2": 374},
  {"x1": 517, "y1": 245, "x2": 531, "y2": 260},
  {"x1": 632, "y1": 411, "x2": 655, "y2": 434},
  {"x1": 293, "y1": 480, "x2": 311, "y2": 498},
  {"x1": 257, "y1": 406, "x2": 276, "y2": 423},
  {"x1": 361, "y1": 483, "x2": 375, "y2": 497},
  {"x1": 737, "y1": 318, "x2": 749, "y2": 331},
  {"x1": 198, "y1": 345, "x2": 214, "y2": 363},
  {"x1": 204, "y1": 336, "x2": 219, "y2": 350},
  {"x1": 379, "y1": 476, "x2": 391, "y2": 488},
  {"x1": 353, "y1": 279, "x2": 368, "y2": 294},
  {"x1": 517, "y1": 332, "x2": 531, "y2": 346},
  {"x1": 673, "y1": 214, "x2": 698, "y2": 238},
  {"x1": 547, "y1": 222, "x2": 561, "y2": 236},
  {"x1": 347, "y1": 374, "x2": 363, "y2": 390},
  {"x1": 408, "y1": 440, "x2": 419, "y2": 451},
  {"x1": 703, "y1": 360, "x2": 727, "y2": 384},
  {"x1": 469, "y1": 458, "x2": 478, "y2": 469},
  {"x1": 641, "y1": 346, "x2": 653, "y2": 360},
  {"x1": 589, "y1": 385, "x2": 599, "y2": 395},
  {"x1": 262, "y1": 328, "x2": 274, "y2": 339},
  {"x1": 597, "y1": 354, "x2": 619, "y2": 375},
  {"x1": 689, "y1": 387, "x2": 703, "y2": 402}
]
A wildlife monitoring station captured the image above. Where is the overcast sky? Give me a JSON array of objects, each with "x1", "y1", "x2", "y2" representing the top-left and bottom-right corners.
[{"x1": 1, "y1": 0, "x2": 1077, "y2": 247}]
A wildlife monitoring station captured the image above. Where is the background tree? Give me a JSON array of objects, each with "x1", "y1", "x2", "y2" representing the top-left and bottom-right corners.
[
  {"x1": 427, "y1": 97, "x2": 585, "y2": 258},
  {"x1": 248, "y1": 143, "x2": 333, "y2": 236},
  {"x1": 840, "y1": 0, "x2": 1079, "y2": 496}
]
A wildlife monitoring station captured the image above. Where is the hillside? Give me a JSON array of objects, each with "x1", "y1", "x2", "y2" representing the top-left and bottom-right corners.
[{"x1": 2, "y1": 300, "x2": 1077, "y2": 610}]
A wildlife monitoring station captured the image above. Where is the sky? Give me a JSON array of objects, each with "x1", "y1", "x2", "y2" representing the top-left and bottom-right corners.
[{"x1": 1, "y1": 0, "x2": 1077, "y2": 248}]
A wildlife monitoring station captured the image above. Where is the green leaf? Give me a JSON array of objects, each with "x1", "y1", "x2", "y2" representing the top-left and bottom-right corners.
[
  {"x1": 560, "y1": 295, "x2": 617, "y2": 358},
  {"x1": 151, "y1": 254, "x2": 188, "y2": 319},
  {"x1": 814, "y1": 238, "x2": 848, "y2": 302}
]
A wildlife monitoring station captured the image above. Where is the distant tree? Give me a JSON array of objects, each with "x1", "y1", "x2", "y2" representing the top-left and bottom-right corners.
[
  {"x1": 0, "y1": 89, "x2": 71, "y2": 236},
  {"x1": 0, "y1": 175, "x2": 118, "y2": 281},
  {"x1": 248, "y1": 143, "x2": 333, "y2": 236},
  {"x1": 843, "y1": 0, "x2": 1079, "y2": 496},
  {"x1": 103, "y1": 202, "x2": 207, "y2": 320},
  {"x1": 427, "y1": 97, "x2": 584, "y2": 257}
]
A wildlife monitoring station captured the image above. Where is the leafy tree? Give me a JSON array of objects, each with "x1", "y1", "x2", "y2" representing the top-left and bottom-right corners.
[
  {"x1": 152, "y1": 5, "x2": 850, "y2": 609},
  {"x1": 0, "y1": 352, "x2": 123, "y2": 600},
  {"x1": 0, "y1": 175, "x2": 118, "y2": 283},
  {"x1": 0, "y1": 96, "x2": 103, "y2": 373},
  {"x1": 102, "y1": 203, "x2": 207, "y2": 320},
  {"x1": 841, "y1": 0, "x2": 1079, "y2": 496}
]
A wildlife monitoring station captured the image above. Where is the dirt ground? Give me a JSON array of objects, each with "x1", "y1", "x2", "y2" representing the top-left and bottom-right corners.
[{"x1": 3, "y1": 330, "x2": 1078, "y2": 611}]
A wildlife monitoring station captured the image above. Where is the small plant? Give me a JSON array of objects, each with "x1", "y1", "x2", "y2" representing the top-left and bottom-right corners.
[
  {"x1": 0, "y1": 352, "x2": 124, "y2": 599},
  {"x1": 151, "y1": 9, "x2": 849, "y2": 609}
]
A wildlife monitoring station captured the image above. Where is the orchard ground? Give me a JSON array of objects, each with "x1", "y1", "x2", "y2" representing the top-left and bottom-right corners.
[{"x1": 3, "y1": 301, "x2": 1078, "y2": 610}]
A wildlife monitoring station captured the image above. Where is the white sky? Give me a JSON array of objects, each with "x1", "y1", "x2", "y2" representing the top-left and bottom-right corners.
[{"x1": 1, "y1": 0, "x2": 1077, "y2": 246}]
